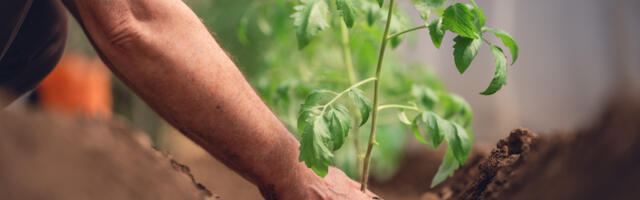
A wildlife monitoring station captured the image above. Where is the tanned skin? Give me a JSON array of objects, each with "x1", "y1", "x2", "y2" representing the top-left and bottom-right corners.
[{"x1": 59, "y1": 0, "x2": 377, "y2": 199}]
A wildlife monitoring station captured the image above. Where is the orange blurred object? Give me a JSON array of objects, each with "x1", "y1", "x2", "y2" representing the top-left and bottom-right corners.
[{"x1": 37, "y1": 53, "x2": 112, "y2": 118}]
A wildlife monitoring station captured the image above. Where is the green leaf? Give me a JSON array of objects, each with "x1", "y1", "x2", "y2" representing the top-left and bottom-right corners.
[
  {"x1": 325, "y1": 104, "x2": 352, "y2": 150},
  {"x1": 298, "y1": 90, "x2": 331, "y2": 134},
  {"x1": 301, "y1": 90, "x2": 330, "y2": 107},
  {"x1": 363, "y1": 1, "x2": 381, "y2": 26},
  {"x1": 442, "y1": 3, "x2": 479, "y2": 39},
  {"x1": 440, "y1": 93, "x2": 462, "y2": 119},
  {"x1": 297, "y1": 94, "x2": 355, "y2": 177},
  {"x1": 292, "y1": 0, "x2": 330, "y2": 49},
  {"x1": 428, "y1": 18, "x2": 445, "y2": 49},
  {"x1": 451, "y1": 123, "x2": 471, "y2": 163},
  {"x1": 398, "y1": 111, "x2": 411, "y2": 125},
  {"x1": 484, "y1": 28, "x2": 519, "y2": 64},
  {"x1": 337, "y1": 0, "x2": 356, "y2": 28},
  {"x1": 411, "y1": 114, "x2": 428, "y2": 145},
  {"x1": 348, "y1": 88, "x2": 372, "y2": 126},
  {"x1": 480, "y1": 45, "x2": 508, "y2": 95},
  {"x1": 440, "y1": 93, "x2": 473, "y2": 128},
  {"x1": 412, "y1": 112, "x2": 446, "y2": 148},
  {"x1": 472, "y1": 8, "x2": 485, "y2": 28},
  {"x1": 411, "y1": 85, "x2": 439, "y2": 110},
  {"x1": 298, "y1": 113, "x2": 316, "y2": 135},
  {"x1": 431, "y1": 148, "x2": 460, "y2": 187},
  {"x1": 389, "y1": 12, "x2": 410, "y2": 48},
  {"x1": 297, "y1": 112, "x2": 309, "y2": 135},
  {"x1": 377, "y1": 0, "x2": 384, "y2": 7},
  {"x1": 276, "y1": 81, "x2": 293, "y2": 105},
  {"x1": 412, "y1": 0, "x2": 446, "y2": 20},
  {"x1": 452, "y1": 36, "x2": 481, "y2": 74},
  {"x1": 413, "y1": 2, "x2": 430, "y2": 20},
  {"x1": 469, "y1": 1, "x2": 485, "y2": 28},
  {"x1": 299, "y1": 115, "x2": 334, "y2": 177},
  {"x1": 438, "y1": 119, "x2": 471, "y2": 164}
]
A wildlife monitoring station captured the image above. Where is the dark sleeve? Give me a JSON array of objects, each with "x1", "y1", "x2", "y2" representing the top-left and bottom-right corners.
[{"x1": 0, "y1": 0, "x2": 68, "y2": 105}]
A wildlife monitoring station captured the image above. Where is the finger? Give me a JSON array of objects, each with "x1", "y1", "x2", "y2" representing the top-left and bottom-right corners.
[{"x1": 367, "y1": 191, "x2": 381, "y2": 200}]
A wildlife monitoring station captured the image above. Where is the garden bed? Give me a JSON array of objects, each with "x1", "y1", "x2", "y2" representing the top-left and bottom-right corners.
[{"x1": 1, "y1": 95, "x2": 638, "y2": 200}]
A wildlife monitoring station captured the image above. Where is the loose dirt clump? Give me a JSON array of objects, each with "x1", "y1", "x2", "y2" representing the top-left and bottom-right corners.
[
  {"x1": 431, "y1": 128, "x2": 538, "y2": 200},
  {"x1": 423, "y1": 95, "x2": 640, "y2": 200},
  {"x1": 0, "y1": 111, "x2": 217, "y2": 200}
]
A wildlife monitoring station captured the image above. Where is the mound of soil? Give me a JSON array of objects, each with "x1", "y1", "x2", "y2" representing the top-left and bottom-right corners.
[
  {"x1": 0, "y1": 111, "x2": 217, "y2": 200},
  {"x1": 423, "y1": 95, "x2": 640, "y2": 200}
]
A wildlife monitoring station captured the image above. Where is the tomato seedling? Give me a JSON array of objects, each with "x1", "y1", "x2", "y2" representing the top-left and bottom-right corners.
[{"x1": 293, "y1": 0, "x2": 519, "y2": 191}]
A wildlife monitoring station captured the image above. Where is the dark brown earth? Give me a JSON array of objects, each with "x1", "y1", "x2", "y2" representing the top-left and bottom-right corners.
[
  {"x1": 419, "y1": 94, "x2": 640, "y2": 200},
  {"x1": 0, "y1": 111, "x2": 217, "y2": 200}
]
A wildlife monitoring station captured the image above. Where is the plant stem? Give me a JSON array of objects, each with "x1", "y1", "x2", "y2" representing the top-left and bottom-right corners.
[
  {"x1": 377, "y1": 104, "x2": 423, "y2": 112},
  {"x1": 386, "y1": 24, "x2": 428, "y2": 41},
  {"x1": 339, "y1": 18, "x2": 363, "y2": 178},
  {"x1": 481, "y1": 37, "x2": 494, "y2": 46},
  {"x1": 326, "y1": 90, "x2": 340, "y2": 96},
  {"x1": 340, "y1": 20, "x2": 358, "y2": 87},
  {"x1": 360, "y1": 0, "x2": 395, "y2": 192}
]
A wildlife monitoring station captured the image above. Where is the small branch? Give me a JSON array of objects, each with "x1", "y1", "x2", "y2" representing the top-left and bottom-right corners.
[
  {"x1": 377, "y1": 104, "x2": 423, "y2": 112},
  {"x1": 325, "y1": 90, "x2": 340, "y2": 96},
  {"x1": 481, "y1": 37, "x2": 494, "y2": 46},
  {"x1": 386, "y1": 25, "x2": 427, "y2": 41},
  {"x1": 320, "y1": 77, "x2": 377, "y2": 114}
]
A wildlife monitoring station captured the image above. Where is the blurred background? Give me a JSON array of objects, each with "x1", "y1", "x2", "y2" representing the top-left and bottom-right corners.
[{"x1": 5, "y1": 0, "x2": 639, "y2": 199}]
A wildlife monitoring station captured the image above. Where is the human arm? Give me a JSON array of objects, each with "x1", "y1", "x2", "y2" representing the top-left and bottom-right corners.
[{"x1": 60, "y1": 0, "x2": 376, "y2": 199}]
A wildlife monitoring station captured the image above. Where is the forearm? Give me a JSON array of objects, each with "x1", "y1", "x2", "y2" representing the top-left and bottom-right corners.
[{"x1": 61, "y1": 0, "x2": 309, "y2": 193}]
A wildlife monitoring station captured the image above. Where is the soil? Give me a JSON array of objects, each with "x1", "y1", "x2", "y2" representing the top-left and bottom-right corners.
[
  {"x1": 0, "y1": 111, "x2": 217, "y2": 200},
  {"x1": 1, "y1": 94, "x2": 638, "y2": 200},
  {"x1": 419, "y1": 94, "x2": 640, "y2": 200}
]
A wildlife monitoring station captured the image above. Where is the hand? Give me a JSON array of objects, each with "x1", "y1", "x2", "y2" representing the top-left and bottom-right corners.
[{"x1": 265, "y1": 167, "x2": 381, "y2": 200}]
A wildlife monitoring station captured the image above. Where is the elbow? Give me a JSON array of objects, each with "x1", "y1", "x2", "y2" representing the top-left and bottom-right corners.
[
  {"x1": 66, "y1": 0, "x2": 150, "y2": 50},
  {"x1": 103, "y1": 19, "x2": 146, "y2": 49}
]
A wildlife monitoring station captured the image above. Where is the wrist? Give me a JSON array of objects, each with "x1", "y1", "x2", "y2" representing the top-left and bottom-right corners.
[
  {"x1": 256, "y1": 138, "x2": 323, "y2": 199},
  {"x1": 258, "y1": 163, "x2": 311, "y2": 198}
]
